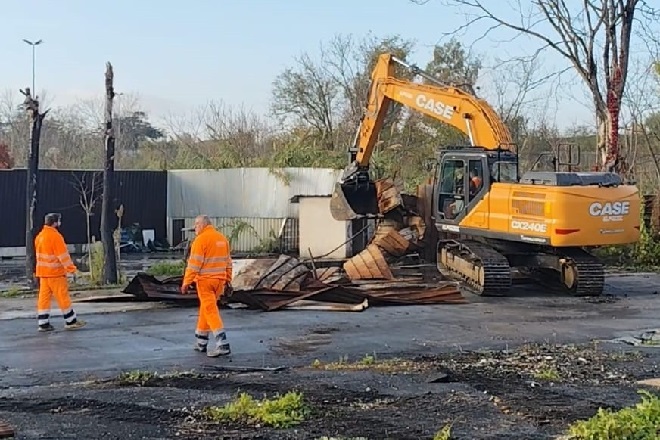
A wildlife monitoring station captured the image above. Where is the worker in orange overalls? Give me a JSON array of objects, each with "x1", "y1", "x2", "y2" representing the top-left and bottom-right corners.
[
  {"x1": 34, "y1": 213, "x2": 86, "y2": 332},
  {"x1": 181, "y1": 215, "x2": 233, "y2": 357}
]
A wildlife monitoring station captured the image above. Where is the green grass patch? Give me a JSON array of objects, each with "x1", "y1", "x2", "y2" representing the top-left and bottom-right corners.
[
  {"x1": 533, "y1": 367, "x2": 561, "y2": 381},
  {"x1": 117, "y1": 370, "x2": 158, "y2": 386},
  {"x1": 204, "y1": 391, "x2": 309, "y2": 428},
  {"x1": 567, "y1": 389, "x2": 660, "y2": 439},
  {"x1": 433, "y1": 424, "x2": 453, "y2": 440},
  {"x1": 146, "y1": 260, "x2": 185, "y2": 277},
  {"x1": 0, "y1": 286, "x2": 25, "y2": 298},
  {"x1": 311, "y1": 353, "x2": 424, "y2": 373}
]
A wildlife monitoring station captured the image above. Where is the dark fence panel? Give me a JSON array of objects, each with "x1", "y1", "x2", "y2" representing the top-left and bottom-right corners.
[{"x1": 0, "y1": 169, "x2": 167, "y2": 248}]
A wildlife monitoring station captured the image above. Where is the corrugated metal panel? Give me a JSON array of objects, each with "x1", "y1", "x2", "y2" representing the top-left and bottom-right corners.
[
  {"x1": 167, "y1": 167, "x2": 342, "y2": 218},
  {"x1": 183, "y1": 217, "x2": 293, "y2": 253},
  {"x1": 0, "y1": 169, "x2": 168, "y2": 247}
]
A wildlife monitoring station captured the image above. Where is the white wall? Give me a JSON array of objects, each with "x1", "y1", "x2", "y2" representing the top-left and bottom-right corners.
[{"x1": 298, "y1": 196, "x2": 349, "y2": 260}]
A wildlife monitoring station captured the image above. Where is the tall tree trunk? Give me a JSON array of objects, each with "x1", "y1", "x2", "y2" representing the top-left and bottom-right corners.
[
  {"x1": 101, "y1": 63, "x2": 118, "y2": 284},
  {"x1": 22, "y1": 89, "x2": 46, "y2": 289}
]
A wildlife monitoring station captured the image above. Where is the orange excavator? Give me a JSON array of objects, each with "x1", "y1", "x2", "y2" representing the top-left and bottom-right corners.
[{"x1": 330, "y1": 53, "x2": 641, "y2": 297}]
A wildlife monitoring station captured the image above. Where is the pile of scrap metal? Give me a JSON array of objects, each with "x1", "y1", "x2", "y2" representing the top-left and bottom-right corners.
[
  {"x1": 343, "y1": 177, "x2": 438, "y2": 280},
  {"x1": 123, "y1": 252, "x2": 465, "y2": 312},
  {"x1": 0, "y1": 420, "x2": 13, "y2": 439}
]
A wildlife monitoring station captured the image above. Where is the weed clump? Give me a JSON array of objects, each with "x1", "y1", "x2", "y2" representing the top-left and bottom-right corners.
[
  {"x1": 204, "y1": 391, "x2": 309, "y2": 428},
  {"x1": 146, "y1": 260, "x2": 185, "y2": 277}
]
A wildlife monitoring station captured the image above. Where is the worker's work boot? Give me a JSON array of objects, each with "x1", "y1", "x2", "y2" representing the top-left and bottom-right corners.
[
  {"x1": 194, "y1": 331, "x2": 209, "y2": 353},
  {"x1": 207, "y1": 331, "x2": 231, "y2": 358},
  {"x1": 65, "y1": 319, "x2": 87, "y2": 330},
  {"x1": 38, "y1": 323, "x2": 55, "y2": 332}
]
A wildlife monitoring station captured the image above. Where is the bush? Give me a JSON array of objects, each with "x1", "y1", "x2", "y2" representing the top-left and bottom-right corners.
[{"x1": 567, "y1": 390, "x2": 660, "y2": 439}]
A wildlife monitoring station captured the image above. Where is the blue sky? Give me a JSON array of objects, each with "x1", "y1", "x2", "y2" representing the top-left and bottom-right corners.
[{"x1": 2, "y1": 0, "x2": 655, "y2": 131}]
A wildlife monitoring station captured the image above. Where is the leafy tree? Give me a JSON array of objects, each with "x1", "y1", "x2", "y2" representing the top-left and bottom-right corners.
[{"x1": 116, "y1": 111, "x2": 164, "y2": 151}]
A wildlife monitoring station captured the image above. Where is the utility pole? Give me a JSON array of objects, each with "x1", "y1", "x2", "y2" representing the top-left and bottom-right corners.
[{"x1": 22, "y1": 39, "x2": 43, "y2": 98}]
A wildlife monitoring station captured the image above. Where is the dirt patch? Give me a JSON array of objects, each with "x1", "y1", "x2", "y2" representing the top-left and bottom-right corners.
[{"x1": 1, "y1": 343, "x2": 658, "y2": 440}]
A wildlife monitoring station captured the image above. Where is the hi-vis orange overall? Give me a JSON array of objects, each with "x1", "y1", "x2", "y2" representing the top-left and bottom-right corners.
[
  {"x1": 182, "y1": 225, "x2": 233, "y2": 343},
  {"x1": 34, "y1": 225, "x2": 79, "y2": 328}
]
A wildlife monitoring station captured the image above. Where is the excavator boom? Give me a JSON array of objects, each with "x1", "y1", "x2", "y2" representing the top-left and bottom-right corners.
[{"x1": 331, "y1": 53, "x2": 513, "y2": 221}]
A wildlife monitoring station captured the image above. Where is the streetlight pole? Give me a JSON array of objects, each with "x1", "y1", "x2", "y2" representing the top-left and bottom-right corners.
[{"x1": 22, "y1": 39, "x2": 43, "y2": 98}]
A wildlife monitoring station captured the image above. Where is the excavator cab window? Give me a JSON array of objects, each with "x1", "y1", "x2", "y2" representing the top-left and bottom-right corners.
[
  {"x1": 490, "y1": 160, "x2": 518, "y2": 183},
  {"x1": 468, "y1": 159, "x2": 485, "y2": 202},
  {"x1": 437, "y1": 159, "x2": 466, "y2": 221}
]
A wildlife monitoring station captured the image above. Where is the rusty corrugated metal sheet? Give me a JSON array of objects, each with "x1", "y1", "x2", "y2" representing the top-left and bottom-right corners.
[
  {"x1": 232, "y1": 254, "x2": 310, "y2": 291},
  {"x1": 0, "y1": 420, "x2": 14, "y2": 439},
  {"x1": 372, "y1": 229, "x2": 410, "y2": 257},
  {"x1": 343, "y1": 244, "x2": 394, "y2": 280},
  {"x1": 122, "y1": 255, "x2": 465, "y2": 311},
  {"x1": 375, "y1": 178, "x2": 403, "y2": 214}
]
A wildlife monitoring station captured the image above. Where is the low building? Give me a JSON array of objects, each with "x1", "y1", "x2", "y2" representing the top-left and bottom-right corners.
[{"x1": 166, "y1": 167, "x2": 344, "y2": 254}]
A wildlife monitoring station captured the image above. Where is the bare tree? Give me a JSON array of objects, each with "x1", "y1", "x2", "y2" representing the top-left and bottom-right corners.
[
  {"x1": 20, "y1": 88, "x2": 48, "y2": 288},
  {"x1": 412, "y1": 0, "x2": 659, "y2": 175},
  {"x1": 71, "y1": 171, "x2": 102, "y2": 280},
  {"x1": 270, "y1": 33, "x2": 416, "y2": 151},
  {"x1": 620, "y1": 56, "x2": 660, "y2": 187},
  {"x1": 101, "y1": 63, "x2": 118, "y2": 284},
  {"x1": 0, "y1": 90, "x2": 30, "y2": 167},
  {"x1": 203, "y1": 100, "x2": 274, "y2": 166},
  {"x1": 161, "y1": 101, "x2": 274, "y2": 169},
  {"x1": 271, "y1": 52, "x2": 340, "y2": 149}
]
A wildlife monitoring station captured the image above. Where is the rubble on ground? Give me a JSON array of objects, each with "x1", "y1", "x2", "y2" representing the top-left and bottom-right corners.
[
  {"x1": 610, "y1": 329, "x2": 660, "y2": 347},
  {"x1": 123, "y1": 253, "x2": 464, "y2": 312},
  {"x1": 0, "y1": 420, "x2": 14, "y2": 439},
  {"x1": 123, "y1": 177, "x2": 459, "y2": 311}
]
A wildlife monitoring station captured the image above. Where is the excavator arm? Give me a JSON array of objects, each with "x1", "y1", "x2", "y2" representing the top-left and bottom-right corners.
[{"x1": 331, "y1": 53, "x2": 513, "y2": 221}]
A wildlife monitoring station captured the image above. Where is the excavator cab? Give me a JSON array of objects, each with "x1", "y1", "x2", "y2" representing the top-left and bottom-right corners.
[{"x1": 434, "y1": 147, "x2": 519, "y2": 223}]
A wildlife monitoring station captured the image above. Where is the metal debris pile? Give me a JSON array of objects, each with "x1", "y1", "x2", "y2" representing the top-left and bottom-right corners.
[
  {"x1": 122, "y1": 177, "x2": 461, "y2": 312},
  {"x1": 123, "y1": 253, "x2": 464, "y2": 312},
  {"x1": 0, "y1": 420, "x2": 14, "y2": 439},
  {"x1": 344, "y1": 178, "x2": 437, "y2": 280}
]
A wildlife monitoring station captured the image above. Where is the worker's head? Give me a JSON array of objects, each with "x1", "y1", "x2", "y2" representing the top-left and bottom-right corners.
[
  {"x1": 193, "y1": 215, "x2": 212, "y2": 235},
  {"x1": 44, "y1": 213, "x2": 62, "y2": 228}
]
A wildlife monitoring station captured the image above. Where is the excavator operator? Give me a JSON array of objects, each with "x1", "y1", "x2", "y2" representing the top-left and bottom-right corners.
[{"x1": 469, "y1": 168, "x2": 483, "y2": 197}]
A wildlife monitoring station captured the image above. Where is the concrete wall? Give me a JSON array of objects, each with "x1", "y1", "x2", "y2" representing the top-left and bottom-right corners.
[{"x1": 298, "y1": 196, "x2": 349, "y2": 260}]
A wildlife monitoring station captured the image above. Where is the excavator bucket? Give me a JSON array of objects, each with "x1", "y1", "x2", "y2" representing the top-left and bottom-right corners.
[{"x1": 330, "y1": 181, "x2": 379, "y2": 221}]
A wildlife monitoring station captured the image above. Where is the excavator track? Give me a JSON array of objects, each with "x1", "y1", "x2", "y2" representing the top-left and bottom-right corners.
[
  {"x1": 437, "y1": 239, "x2": 511, "y2": 296},
  {"x1": 520, "y1": 248, "x2": 605, "y2": 297}
]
